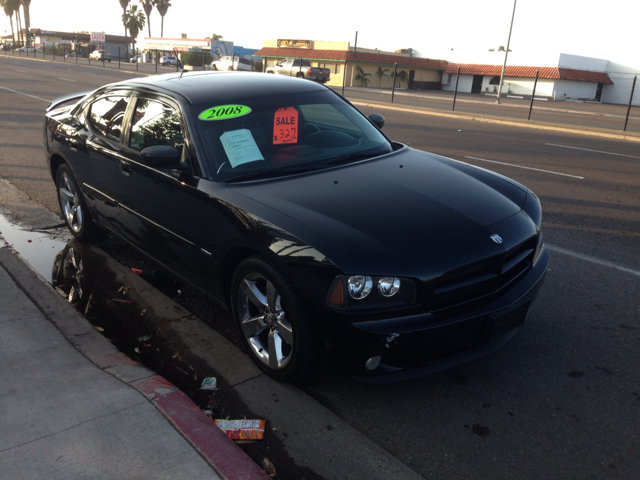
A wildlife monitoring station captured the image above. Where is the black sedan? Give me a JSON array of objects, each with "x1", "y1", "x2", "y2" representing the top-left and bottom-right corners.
[{"x1": 44, "y1": 72, "x2": 548, "y2": 383}]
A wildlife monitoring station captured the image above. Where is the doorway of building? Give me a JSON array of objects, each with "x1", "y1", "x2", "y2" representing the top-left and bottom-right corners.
[
  {"x1": 408, "y1": 70, "x2": 415, "y2": 89},
  {"x1": 471, "y1": 75, "x2": 483, "y2": 94},
  {"x1": 595, "y1": 82, "x2": 604, "y2": 102}
]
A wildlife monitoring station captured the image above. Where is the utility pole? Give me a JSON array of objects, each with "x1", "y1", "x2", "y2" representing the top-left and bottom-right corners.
[{"x1": 496, "y1": 0, "x2": 517, "y2": 104}]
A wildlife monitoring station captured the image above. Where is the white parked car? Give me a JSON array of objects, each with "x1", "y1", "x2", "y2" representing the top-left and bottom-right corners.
[{"x1": 211, "y1": 56, "x2": 252, "y2": 72}]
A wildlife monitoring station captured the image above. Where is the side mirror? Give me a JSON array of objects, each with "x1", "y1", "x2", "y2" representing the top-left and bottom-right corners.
[
  {"x1": 368, "y1": 113, "x2": 385, "y2": 129},
  {"x1": 140, "y1": 145, "x2": 182, "y2": 169}
]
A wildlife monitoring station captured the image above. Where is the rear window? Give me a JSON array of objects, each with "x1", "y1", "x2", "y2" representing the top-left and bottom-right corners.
[{"x1": 238, "y1": 58, "x2": 250, "y2": 65}]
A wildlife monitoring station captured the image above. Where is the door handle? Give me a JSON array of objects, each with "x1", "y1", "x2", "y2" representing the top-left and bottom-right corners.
[{"x1": 120, "y1": 160, "x2": 131, "y2": 175}]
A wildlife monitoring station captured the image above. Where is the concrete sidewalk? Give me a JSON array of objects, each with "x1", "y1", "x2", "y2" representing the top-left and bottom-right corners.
[{"x1": 0, "y1": 246, "x2": 268, "y2": 480}]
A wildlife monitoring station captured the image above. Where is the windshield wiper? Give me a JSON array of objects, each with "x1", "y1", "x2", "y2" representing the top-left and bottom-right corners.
[
  {"x1": 226, "y1": 165, "x2": 329, "y2": 182},
  {"x1": 326, "y1": 150, "x2": 385, "y2": 165}
]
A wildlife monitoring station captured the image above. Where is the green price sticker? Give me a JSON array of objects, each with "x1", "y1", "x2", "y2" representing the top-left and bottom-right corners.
[{"x1": 199, "y1": 105, "x2": 251, "y2": 121}]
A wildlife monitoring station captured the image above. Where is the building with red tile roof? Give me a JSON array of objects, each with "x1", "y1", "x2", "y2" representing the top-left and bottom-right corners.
[
  {"x1": 442, "y1": 62, "x2": 614, "y2": 102},
  {"x1": 254, "y1": 40, "x2": 446, "y2": 89}
]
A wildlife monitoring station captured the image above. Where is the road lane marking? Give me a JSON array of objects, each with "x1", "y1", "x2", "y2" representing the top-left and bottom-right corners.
[
  {"x1": 546, "y1": 244, "x2": 640, "y2": 277},
  {"x1": 58, "y1": 77, "x2": 76, "y2": 82},
  {"x1": 0, "y1": 86, "x2": 50, "y2": 102},
  {"x1": 464, "y1": 156, "x2": 585, "y2": 179},
  {"x1": 545, "y1": 143, "x2": 640, "y2": 159},
  {"x1": 15, "y1": 69, "x2": 26, "y2": 73}
]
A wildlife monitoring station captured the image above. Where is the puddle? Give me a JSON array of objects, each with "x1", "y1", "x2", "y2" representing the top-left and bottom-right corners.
[
  {"x1": 0, "y1": 211, "x2": 326, "y2": 478},
  {"x1": 0, "y1": 212, "x2": 71, "y2": 280}
]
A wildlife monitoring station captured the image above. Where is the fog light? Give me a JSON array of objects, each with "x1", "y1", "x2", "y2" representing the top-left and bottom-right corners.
[
  {"x1": 365, "y1": 355, "x2": 381, "y2": 371},
  {"x1": 347, "y1": 276, "x2": 372, "y2": 299}
]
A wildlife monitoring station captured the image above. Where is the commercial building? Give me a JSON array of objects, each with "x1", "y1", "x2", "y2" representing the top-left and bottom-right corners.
[
  {"x1": 6, "y1": 29, "x2": 127, "y2": 57},
  {"x1": 254, "y1": 40, "x2": 446, "y2": 89}
]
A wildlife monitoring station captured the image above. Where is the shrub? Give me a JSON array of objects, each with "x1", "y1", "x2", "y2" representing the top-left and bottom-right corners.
[{"x1": 180, "y1": 50, "x2": 213, "y2": 67}]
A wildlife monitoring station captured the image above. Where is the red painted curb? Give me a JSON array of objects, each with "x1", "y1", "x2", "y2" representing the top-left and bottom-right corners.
[{"x1": 133, "y1": 375, "x2": 270, "y2": 480}]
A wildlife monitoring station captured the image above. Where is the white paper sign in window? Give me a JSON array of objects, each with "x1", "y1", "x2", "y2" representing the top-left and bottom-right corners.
[{"x1": 220, "y1": 129, "x2": 264, "y2": 168}]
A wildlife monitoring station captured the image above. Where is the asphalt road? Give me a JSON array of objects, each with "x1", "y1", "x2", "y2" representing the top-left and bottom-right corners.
[{"x1": 1, "y1": 56, "x2": 639, "y2": 479}]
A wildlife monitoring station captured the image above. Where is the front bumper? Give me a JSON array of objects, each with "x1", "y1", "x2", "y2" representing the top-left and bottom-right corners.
[{"x1": 322, "y1": 246, "x2": 549, "y2": 384}]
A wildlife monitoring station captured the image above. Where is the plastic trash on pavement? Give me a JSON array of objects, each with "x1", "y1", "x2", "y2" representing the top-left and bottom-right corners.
[
  {"x1": 214, "y1": 419, "x2": 266, "y2": 440},
  {"x1": 200, "y1": 377, "x2": 217, "y2": 390}
]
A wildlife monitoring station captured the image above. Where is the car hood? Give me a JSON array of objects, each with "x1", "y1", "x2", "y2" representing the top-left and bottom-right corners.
[{"x1": 230, "y1": 148, "x2": 527, "y2": 255}]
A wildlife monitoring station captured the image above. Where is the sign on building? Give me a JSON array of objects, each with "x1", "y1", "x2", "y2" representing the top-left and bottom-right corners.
[
  {"x1": 277, "y1": 39, "x2": 312, "y2": 49},
  {"x1": 90, "y1": 31, "x2": 105, "y2": 44}
]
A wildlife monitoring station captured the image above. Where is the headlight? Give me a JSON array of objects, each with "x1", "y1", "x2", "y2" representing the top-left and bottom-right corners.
[
  {"x1": 347, "y1": 276, "x2": 372, "y2": 299},
  {"x1": 327, "y1": 275, "x2": 416, "y2": 310},
  {"x1": 378, "y1": 277, "x2": 400, "y2": 297}
]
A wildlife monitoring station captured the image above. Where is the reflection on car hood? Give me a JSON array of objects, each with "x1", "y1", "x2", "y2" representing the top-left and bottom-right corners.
[{"x1": 231, "y1": 148, "x2": 526, "y2": 254}]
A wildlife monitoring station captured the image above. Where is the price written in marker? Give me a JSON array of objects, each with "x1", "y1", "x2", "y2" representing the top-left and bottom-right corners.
[{"x1": 273, "y1": 107, "x2": 298, "y2": 144}]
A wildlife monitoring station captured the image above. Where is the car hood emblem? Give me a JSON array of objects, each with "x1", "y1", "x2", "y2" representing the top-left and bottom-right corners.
[{"x1": 490, "y1": 234, "x2": 503, "y2": 244}]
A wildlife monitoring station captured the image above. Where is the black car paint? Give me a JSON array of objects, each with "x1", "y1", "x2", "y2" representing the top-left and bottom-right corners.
[{"x1": 44, "y1": 72, "x2": 548, "y2": 382}]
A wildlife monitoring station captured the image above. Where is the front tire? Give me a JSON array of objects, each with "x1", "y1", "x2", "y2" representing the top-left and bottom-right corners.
[
  {"x1": 231, "y1": 256, "x2": 319, "y2": 381},
  {"x1": 56, "y1": 164, "x2": 99, "y2": 240}
]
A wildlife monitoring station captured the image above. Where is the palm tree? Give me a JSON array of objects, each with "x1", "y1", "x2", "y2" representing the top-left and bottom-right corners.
[
  {"x1": 0, "y1": 0, "x2": 17, "y2": 45},
  {"x1": 20, "y1": 0, "x2": 30, "y2": 46},
  {"x1": 394, "y1": 70, "x2": 408, "y2": 88},
  {"x1": 210, "y1": 33, "x2": 223, "y2": 40},
  {"x1": 375, "y1": 66, "x2": 390, "y2": 87},
  {"x1": 139, "y1": 0, "x2": 154, "y2": 37},
  {"x1": 118, "y1": 0, "x2": 130, "y2": 54},
  {"x1": 354, "y1": 65, "x2": 371, "y2": 87},
  {"x1": 122, "y1": 4, "x2": 146, "y2": 54},
  {"x1": 155, "y1": 0, "x2": 171, "y2": 38}
]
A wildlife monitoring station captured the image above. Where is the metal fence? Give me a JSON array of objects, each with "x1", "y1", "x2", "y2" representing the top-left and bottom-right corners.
[{"x1": 1, "y1": 45, "x2": 215, "y2": 74}]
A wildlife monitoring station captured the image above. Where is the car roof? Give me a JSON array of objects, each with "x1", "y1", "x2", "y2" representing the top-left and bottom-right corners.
[{"x1": 114, "y1": 71, "x2": 328, "y2": 105}]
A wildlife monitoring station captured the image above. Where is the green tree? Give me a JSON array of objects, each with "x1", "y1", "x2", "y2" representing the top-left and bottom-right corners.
[
  {"x1": 0, "y1": 0, "x2": 18, "y2": 45},
  {"x1": 394, "y1": 70, "x2": 408, "y2": 87},
  {"x1": 122, "y1": 4, "x2": 146, "y2": 54},
  {"x1": 354, "y1": 65, "x2": 371, "y2": 87},
  {"x1": 155, "y1": 0, "x2": 171, "y2": 38},
  {"x1": 375, "y1": 66, "x2": 390, "y2": 87},
  {"x1": 210, "y1": 33, "x2": 223, "y2": 40},
  {"x1": 118, "y1": 0, "x2": 130, "y2": 54},
  {"x1": 139, "y1": 0, "x2": 154, "y2": 37},
  {"x1": 180, "y1": 32, "x2": 186, "y2": 38}
]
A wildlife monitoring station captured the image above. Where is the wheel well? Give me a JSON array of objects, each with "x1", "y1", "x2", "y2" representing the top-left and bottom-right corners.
[
  {"x1": 49, "y1": 154, "x2": 66, "y2": 180},
  {"x1": 222, "y1": 247, "x2": 261, "y2": 305}
]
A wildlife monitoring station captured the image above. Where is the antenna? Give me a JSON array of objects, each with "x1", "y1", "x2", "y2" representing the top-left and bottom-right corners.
[{"x1": 173, "y1": 47, "x2": 186, "y2": 79}]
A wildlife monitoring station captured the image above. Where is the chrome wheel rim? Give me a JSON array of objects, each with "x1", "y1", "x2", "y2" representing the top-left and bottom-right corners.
[
  {"x1": 237, "y1": 273, "x2": 294, "y2": 370},
  {"x1": 58, "y1": 172, "x2": 83, "y2": 233}
]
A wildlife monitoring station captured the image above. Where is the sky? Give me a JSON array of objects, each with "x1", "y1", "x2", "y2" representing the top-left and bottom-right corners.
[{"x1": 2, "y1": 0, "x2": 639, "y2": 70}]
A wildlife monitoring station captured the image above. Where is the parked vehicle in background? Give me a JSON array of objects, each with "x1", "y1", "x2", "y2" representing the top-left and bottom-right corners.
[
  {"x1": 16, "y1": 46, "x2": 40, "y2": 53},
  {"x1": 266, "y1": 58, "x2": 330, "y2": 83},
  {"x1": 89, "y1": 50, "x2": 113, "y2": 62},
  {"x1": 211, "y1": 56, "x2": 252, "y2": 72},
  {"x1": 65, "y1": 51, "x2": 84, "y2": 58},
  {"x1": 159, "y1": 55, "x2": 178, "y2": 66},
  {"x1": 130, "y1": 54, "x2": 143, "y2": 63}
]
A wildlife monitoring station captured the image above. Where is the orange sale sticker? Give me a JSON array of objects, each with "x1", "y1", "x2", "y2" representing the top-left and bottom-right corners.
[{"x1": 273, "y1": 107, "x2": 298, "y2": 144}]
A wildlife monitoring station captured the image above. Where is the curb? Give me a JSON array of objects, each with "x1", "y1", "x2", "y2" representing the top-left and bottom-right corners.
[
  {"x1": 0, "y1": 246, "x2": 269, "y2": 480},
  {"x1": 351, "y1": 100, "x2": 640, "y2": 143}
]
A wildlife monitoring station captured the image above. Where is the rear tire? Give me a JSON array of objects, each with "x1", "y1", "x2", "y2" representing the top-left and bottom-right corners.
[{"x1": 56, "y1": 164, "x2": 100, "y2": 240}]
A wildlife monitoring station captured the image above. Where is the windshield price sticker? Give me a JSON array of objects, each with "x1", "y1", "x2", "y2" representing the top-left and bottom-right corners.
[
  {"x1": 273, "y1": 107, "x2": 298, "y2": 144},
  {"x1": 199, "y1": 105, "x2": 251, "y2": 121}
]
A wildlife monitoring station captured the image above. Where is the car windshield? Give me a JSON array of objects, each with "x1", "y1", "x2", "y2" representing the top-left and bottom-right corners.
[{"x1": 191, "y1": 90, "x2": 392, "y2": 182}]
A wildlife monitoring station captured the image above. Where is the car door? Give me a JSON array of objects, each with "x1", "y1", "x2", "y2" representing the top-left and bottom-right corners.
[
  {"x1": 78, "y1": 92, "x2": 133, "y2": 228},
  {"x1": 114, "y1": 93, "x2": 201, "y2": 285}
]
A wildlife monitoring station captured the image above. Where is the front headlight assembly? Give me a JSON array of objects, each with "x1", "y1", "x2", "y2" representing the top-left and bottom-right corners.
[{"x1": 327, "y1": 275, "x2": 416, "y2": 310}]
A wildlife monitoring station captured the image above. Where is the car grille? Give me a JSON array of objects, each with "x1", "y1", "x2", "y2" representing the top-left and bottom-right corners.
[{"x1": 429, "y1": 235, "x2": 538, "y2": 314}]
